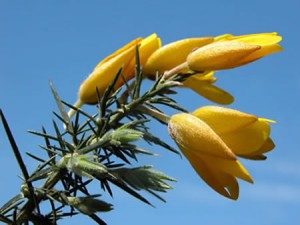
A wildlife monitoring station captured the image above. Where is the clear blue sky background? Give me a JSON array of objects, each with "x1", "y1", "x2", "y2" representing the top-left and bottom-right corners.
[{"x1": 0, "y1": 0, "x2": 299, "y2": 225}]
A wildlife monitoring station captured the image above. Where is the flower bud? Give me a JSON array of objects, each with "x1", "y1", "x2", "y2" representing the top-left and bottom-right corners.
[
  {"x1": 187, "y1": 32, "x2": 282, "y2": 71},
  {"x1": 20, "y1": 183, "x2": 30, "y2": 198},
  {"x1": 187, "y1": 41, "x2": 261, "y2": 71},
  {"x1": 67, "y1": 196, "x2": 113, "y2": 215},
  {"x1": 112, "y1": 166, "x2": 175, "y2": 192},
  {"x1": 110, "y1": 128, "x2": 143, "y2": 145},
  {"x1": 57, "y1": 153, "x2": 108, "y2": 179}
]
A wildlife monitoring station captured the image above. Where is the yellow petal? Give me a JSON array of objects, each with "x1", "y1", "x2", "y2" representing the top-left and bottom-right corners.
[
  {"x1": 184, "y1": 150, "x2": 234, "y2": 199},
  {"x1": 123, "y1": 33, "x2": 161, "y2": 77},
  {"x1": 239, "y1": 44, "x2": 282, "y2": 64},
  {"x1": 94, "y1": 37, "x2": 142, "y2": 69},
  {"x1": 224, "y1": 32, "x2": 282, "y2": 46},
  {"x1": 187, "y1": 41, "x2": 261, "y2": 71},
  {"x1": 213, "y1": 32, "x2": 283, "y2": 65},
  {"x1": 183, "y1": 78, "x2": 234, "y2": 104},
  {"x1": 188, "y1": 71, "x2": 215, "y2": 81},
  {"x1": 220, "y1": 119, "x2": 271, "y2": 155},
  {"x1": 256, "y1": 137, "x2": 275, "y2": 154},
  {"x1": 216, "y1": 173, "x2": 240, "y2": 200},
  {"x1": 79, "y1": 45, "x2": 136, "y2": 104},
  {"x1": 139, "y1": 33, "x2": 162, "y2": 65},
  {"x1": 169, "y1": 113, "x2": 236, "y2": 160},
  {"x1": 238, "y1": 137, "x2": 275, "y2": 160},
  {"x1": 184, "y1": 150, "x2": 243, "y2": 200},
  {"x1": 199, "y1": 154, "x2": 253, "y2": 183},
  {"x1": 192, "y1": 106, "x2": 257, "y2": 134},
  {"x1": 143, "y1": 37, "x2": 214, "y2": 77},
  {"x1": 214, "y1": 33, "x2": 234, "y2": 41}
]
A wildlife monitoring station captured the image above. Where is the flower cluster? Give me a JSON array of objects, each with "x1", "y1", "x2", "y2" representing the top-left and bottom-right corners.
[
  {"x1": 75, "y1": 32, "x2": 281, "y2": 107},
  {"x1": 75, "y1": 32, "x2": 281, "y2": 200}
]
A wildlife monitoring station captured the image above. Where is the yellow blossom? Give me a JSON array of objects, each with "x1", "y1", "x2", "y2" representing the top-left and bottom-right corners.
[
  {"x1": 192, "y1": 106, "x2": 275, "y2": 159},
  {"x1": 142, "y1": 37, "x2": 234, "y2": 104},
  {"x1": 187, "y1": 32, "x2": 282, "y2": 71},
  {"x1": 78, "y1": 33, "x2": 161, "y2": 105},
  {"x1": 143, "y1": 37, "x2": 214, "y2": 78},
  {"x1": 168, "y1": 113, "x2": 253, "y2": 199}
]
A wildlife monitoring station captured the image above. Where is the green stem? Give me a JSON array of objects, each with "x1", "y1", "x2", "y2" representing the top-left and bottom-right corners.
[
  {"x1": 136, "y1": 105, "x2": 170, "y2": 124},
  {"x1": 163, "y1": 62, "x2": 189, "y2": 79},
  {"x1": 16, "y1": 170, "x2": 64, "y2": 224},
  {"x1": 68, "y1": 99, "x2": 84, "y2": 119}
]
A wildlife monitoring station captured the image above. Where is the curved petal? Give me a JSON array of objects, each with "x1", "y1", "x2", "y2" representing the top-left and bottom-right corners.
[
  {"x1": 143, "y1": 37, "x2": 213, "y2": 77},
  {"x1": 187, "y1": 41, "x2": 261, "y2": 71},
  {"x1": 255, "y1": 137, "x2": 275, "y2": 154},
  {"x1": 229, "y1": 32, "x2": 282, "y2": 46},
  {"x1": 94, "y1": 37, "x2": 142, "y2": 69},
  {"x1": 200, "y1": 154, "x2": 253, "y2": 183},
  {"x1": 183, "y1": 150, "x2": 234, "y2": 199},
  {"x1": 139, "y1": 33, "x2": 162, "y2": 66},
  {"x1": 214, "y1": 33, "x2": 234, "y2": 41},
  {"x1": 192, "y1": 106, "x2": 257, "y2": 134},
  {"x1": 238, "y1": 137, "x2": 275, "y2": 160},
  {"x1": 184, "y1": 78, "x2": 234, "y2": 104},
  {"x1": 214, "y1": 33, "x2": 283, "y2": 65},
  {"x1": 240, "y1": 44, "x2": 282, "y2": 64},
  {"x1": 79, "y1": 45, "x2": 136, "y2": 104},
  {"x1": 215, "y1": 32, "x2": 281, "y2": 44},
  {"x1": 189, "y1": 71, "x2": 215, "y2": 81},
  {"x1": 169, "y1": 113, "x2": 236, "y2": 160},
  {"x1": 184, "y1": 150, "x2": 243, "y2": 200},
  {"x1": 215, "y1": 172, "x2": 240, "y2": 200},
  {"x1": 219, "y1": 119, "x2": 271, "y2": 155},
  {"x1": 123, "y1": 33, "x2": 161, "y2": 77}
]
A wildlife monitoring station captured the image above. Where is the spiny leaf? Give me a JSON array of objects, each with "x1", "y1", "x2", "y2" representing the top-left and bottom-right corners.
[
  {"x1": 133, "y1": 45, "x2": 142, "y2": 99},
  {"x1": 143, "y1": 132, "x2": 180, "y2": 156},
  {"x1": 100, "y1": 68, "x2": 123, "y2": 117},
  {"x1": 50, "y1": 81, "x2": 73, "y2": 133}
]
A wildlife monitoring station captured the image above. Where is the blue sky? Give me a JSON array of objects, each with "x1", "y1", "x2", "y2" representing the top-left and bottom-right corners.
[{"x1": 0, "y1": 0, "x2": 299, "y2": 224}]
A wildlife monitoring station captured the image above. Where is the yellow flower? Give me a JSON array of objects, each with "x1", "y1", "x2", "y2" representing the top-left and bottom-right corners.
[
  {"x1": 187, "y1": 32, "x2": 282, "y2": 71},
  {"x1": 142, "y1": 37, "x2": 234, "y2": 104},
  {"x1": 143, "y1": 37, "x2": 214, "y2": 78},
  {"x1": 169, "y1": 107, "x2": 275, "y2": 199},
  {"x1": 78, "y1": 33, "x2": 161, "y2": 105},
  {"x1": 168, "y1": 112, "x2": 253, "y2": 200},
  {"x1": 192, "y1": 106, "x2": 275, "y2": 160}
]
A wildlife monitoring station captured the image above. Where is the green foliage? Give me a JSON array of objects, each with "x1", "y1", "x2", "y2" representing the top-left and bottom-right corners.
[{"x1": 0, "y1": 51, "x2": 190, "y2": 225}]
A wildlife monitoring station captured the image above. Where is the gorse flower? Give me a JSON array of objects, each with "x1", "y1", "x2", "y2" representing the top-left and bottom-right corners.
[
  {"x1": 72, "y1": 32, "x2": 282, "y2": 112},
  {"x1": 78, "y1": 33, "x2": 161, "y2": 105},
  {"x1": 192, "y1": 106, "x2": 275, "y2": 160},
  {"x1": 142, "y1": 32, "x2": 282, "y2": 105},
  {"x1": 142, "y1": 36, "x2": 233, "y2": 104},
  {"x1": 168, "y1": 106, "x2": 275, "y2": 199},
  {"x1": 187, "y1": 32, "x2": 282, "y2": 71}
]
